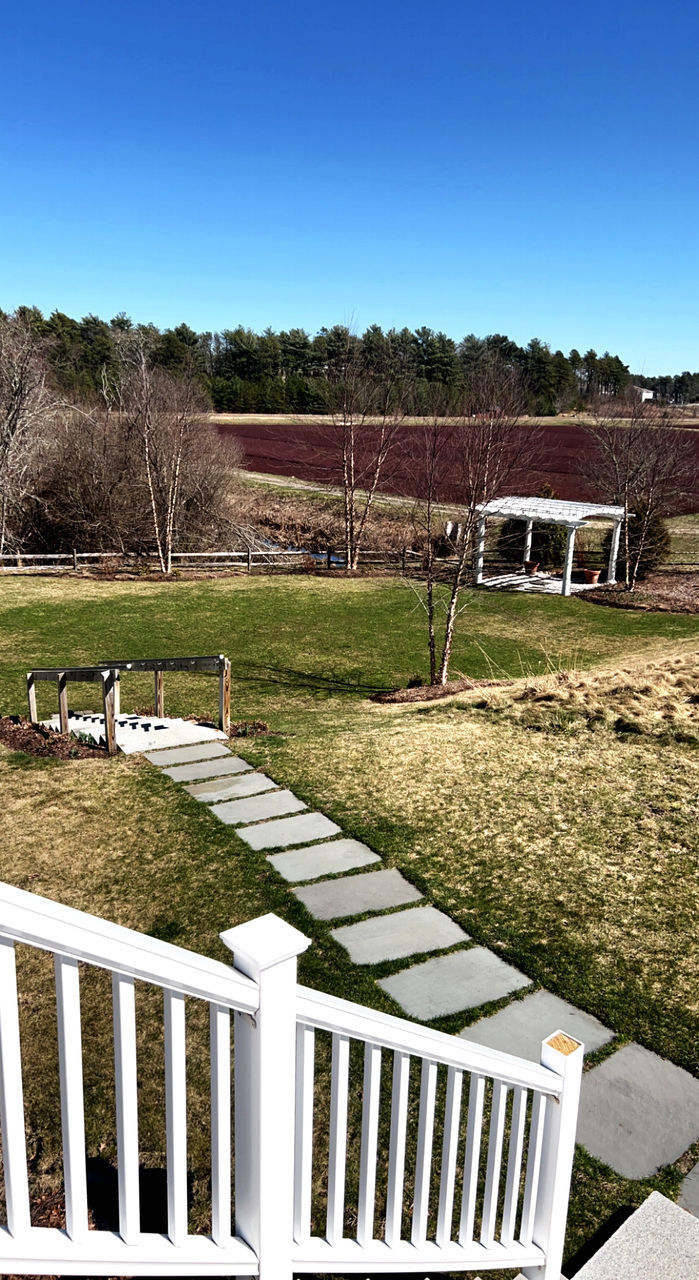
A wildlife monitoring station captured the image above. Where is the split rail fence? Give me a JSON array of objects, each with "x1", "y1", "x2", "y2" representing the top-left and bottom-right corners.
[{"x1": 0, "y1": 882, "x2": 583, "y2": 1278}]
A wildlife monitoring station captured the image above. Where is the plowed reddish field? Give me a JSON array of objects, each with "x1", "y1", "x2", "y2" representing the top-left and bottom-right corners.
[{"x1": 216, "y1": 416, "x2": 699, "y2": 512}]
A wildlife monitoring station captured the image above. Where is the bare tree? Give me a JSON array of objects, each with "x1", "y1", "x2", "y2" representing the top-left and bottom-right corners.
[
  {"x1": 315, "y1": 328, "x2": 410, "y2": 569},
  {"x1": 0, "y1": 312, "x2": 54, "y2": 551},
  {"x1": 585, "y1": 397, "x2": 697, "y2": 590},
  {"x1": 106, "y1": 332, "x2": 211, "y2": 573},
  {"x1": 407, "y1": 358, "x2": 533, "y2": 684}
]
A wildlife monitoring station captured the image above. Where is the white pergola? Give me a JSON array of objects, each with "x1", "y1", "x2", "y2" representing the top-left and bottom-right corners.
[{"x1": 474, "y1": 496, "x2": 627, "y2": 597}]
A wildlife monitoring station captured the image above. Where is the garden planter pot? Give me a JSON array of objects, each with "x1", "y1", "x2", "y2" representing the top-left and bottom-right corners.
[
  {"x1": 523, "y1": 560, "x2": 540, "y2": 576},
  {"x1": 584, "y1": 568, "x2": 601, "y2": 584}
]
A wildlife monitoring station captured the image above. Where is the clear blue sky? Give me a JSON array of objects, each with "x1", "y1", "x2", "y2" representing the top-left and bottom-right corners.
[{"x1": 2, "y1": 0, "x2": 698, "y2": 372}]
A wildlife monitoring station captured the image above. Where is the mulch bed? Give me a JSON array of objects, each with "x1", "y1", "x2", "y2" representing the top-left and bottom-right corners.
[
  {"x1": 372, "y1": 677, "x2": 511, "y2": 704},
  {"x1": 584, "y1": 571, "x2": 699, "y2": 614},
  {"x1": 0, "y1": 715, "x2": 106, "y2": 758}
]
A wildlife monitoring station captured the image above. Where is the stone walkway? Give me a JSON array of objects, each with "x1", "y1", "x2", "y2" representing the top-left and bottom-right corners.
[{"x1": 144, "y1": 737, "x2": 699, "y2": 1205}]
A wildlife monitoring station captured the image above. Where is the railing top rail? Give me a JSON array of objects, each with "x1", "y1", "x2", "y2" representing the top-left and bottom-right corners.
[
  {"x1": 28, "y1": 667, "x2": 113, "y2": 682},
  {"x1": 94, "y1": 656, "x2": 226, "y2": 674},
  {"x1": 296, "y1": 984, "x2": 563, "y2": 1095},
  {"x1": 28, "y1": 655, "x2": 226, "y2": 679},
  {"x1": 0, "y1": 882, "x2": 258, "y2": 1013}
]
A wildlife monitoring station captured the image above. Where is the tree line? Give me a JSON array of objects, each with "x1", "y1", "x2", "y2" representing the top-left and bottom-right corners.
[
  {"x1": 5, "y1": 306, "x2": 638, "y2": 416},
  {"x1": 1, "y1": 308, "x2": 695, "y2": 689}
]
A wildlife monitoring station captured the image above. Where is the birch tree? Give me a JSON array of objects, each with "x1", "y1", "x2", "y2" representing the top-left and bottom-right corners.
[
  {"x1": 321, "y1": 327, "x2": 410, "y2": 569},
  {"x1": 0, "y1": 312, "x2": 53, "y2": 551},
  {"x1": 408, "y1": 358, "x2": 532, "y2": 684},
  {"x1": 108, "y1": 331, "x2": 210, "y2": 573}
]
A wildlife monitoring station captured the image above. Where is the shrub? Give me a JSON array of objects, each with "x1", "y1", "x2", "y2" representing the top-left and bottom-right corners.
[
  {"x1": 602, "y1": 505, "x2": 671, "y2": 583},
  {"x1": 496, "y1": 518, "x2": 568, "y2": 570}
]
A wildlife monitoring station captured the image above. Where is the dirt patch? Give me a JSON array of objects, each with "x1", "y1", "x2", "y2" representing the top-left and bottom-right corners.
[
  {"x1": 585, "y1": 571, "x2": 699, "y2": 614},
  {"x1": 0, "y1": 715, "x2": 106, "y2": 758},
  {"x1": 372, "y1": 677, "x2": 512, "y2": 704}
]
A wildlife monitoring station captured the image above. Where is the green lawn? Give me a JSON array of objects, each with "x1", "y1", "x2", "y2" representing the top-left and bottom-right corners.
[{"x1": 0, "y1": 573, "x2": 697, "y2": 1268}]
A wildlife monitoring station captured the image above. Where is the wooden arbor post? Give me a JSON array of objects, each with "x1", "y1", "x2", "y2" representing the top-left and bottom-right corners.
[
  {"x1": 219, "y1": 656, "x2": 231, "y2": 735},
  {"x1": 154, "y1": 670, "x2": 165, "y2": 717},
  {"x1": 101, "y1": 670, "x2": 118, "y2": 756}
]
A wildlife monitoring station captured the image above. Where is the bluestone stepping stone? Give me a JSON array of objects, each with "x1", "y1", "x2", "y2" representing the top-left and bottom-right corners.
[
  {"x1": 161, "y1": 756, "x2": 252, "y2": 782},
  {"x1": 573, "y1": 1190, "x2": 699, "y2": 1279},
  {"x1": 680, "y1": 1163, "x2": 699, "y2": 1218},
  {"x1": 577, "y1": 1043, "x2": 699, "y2": 1179},
  {"x1": 267, "y1": 838, "x2": 381, "y2": 883},
  {"x1": 331, "y1": 905, "x2": 468, "y2": 965},
  {"x1": 379, "y1": 947, "x2": 530, "y2": 1020},
  {"x1": 237, "y1": 812, "x2": 341, "y2": 851},
  {"x1": 144, "y1": 741, "x2": 231, "y2": 766},
  {"x1": 210, "y1": 789, "x2": 306, "y2": 826},
  {"x1": 293, "y1": 868, "x2": 422, "y2": 921},
  {"x1": 186, "y1": 773, "x2": 278, "y2": 803},
  {"x1": 460, "y1": 990, "x2": 614, "y2": 1062}
]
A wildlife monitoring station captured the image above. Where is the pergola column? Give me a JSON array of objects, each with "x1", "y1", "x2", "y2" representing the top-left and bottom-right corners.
[
  {"x1": 474, "y1": 516, "x2": 486, "y2": 584},
  {"x1": 561, "y1": 526, "x2": 577, "y2": 597},
  {"x1": 523, "y1": 519, "x2": 533, "y2": 564},
  {"x1": 607, "y1": 518, "x2": 622, "y2": 584}
]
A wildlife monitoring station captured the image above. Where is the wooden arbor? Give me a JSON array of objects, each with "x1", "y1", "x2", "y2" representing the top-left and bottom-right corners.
[{"x1": 26, "y1": 654, "x2": 231, "y2": 755}]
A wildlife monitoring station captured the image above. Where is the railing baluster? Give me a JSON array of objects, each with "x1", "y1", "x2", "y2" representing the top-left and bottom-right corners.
[
  {"x1": 55, "y1": 955, "x2": 88, "y2": 1242},
  {"x1": 385, "y1": 1051, "x2": 410, "y2": 1247},
  {"x1": 210, "y1": 1002, "x2": 231, "y2": 1246},
  {"x1": 112, "y1": 974, "x2": 140, "y2": 1244},
  {"x1": 164, "y1": 990, "x2": 188, "y2": 1246},
  {"x1": 357, "y1": 1042, "x2": 381, "y2": 1245},
  {"x1": 293, "y1": 1023, "x2": 315, "y2": 1245},
  {"x1": 0, "y1": 939, "x2": 30, "y2": 1238},
  {"x1": 501, "y1": 1085, "x2": 527, "y2": 1245},
  {"x1": 436, "y1": 1065, "x2": 463, "y2": 1246},
  {"x1": 326, "y1": 1032, "x2": 350, "y2": 1244},
  {"x1": 411, "y1": 1058, "x2": 437, "y2": 1246},
  {"x1": 519, "y1": 1090, "x2": 547, "y2": 1245},
  {"x1": 459, "y1": 1071, "x2": 485, "y2": 1244},
  {"x1": 480, "y1": 1080, "x2": 508, "y2": 1246}
]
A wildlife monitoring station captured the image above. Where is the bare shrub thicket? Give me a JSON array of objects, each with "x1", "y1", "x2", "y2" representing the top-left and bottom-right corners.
[{"x1": 6, "y1": 321, "x2": 240, "y2": 568}]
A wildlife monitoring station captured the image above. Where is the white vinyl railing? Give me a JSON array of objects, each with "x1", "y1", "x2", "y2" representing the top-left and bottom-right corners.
[{"x1": 0, "y1": 882, "x2": 582, "y2": 1279}]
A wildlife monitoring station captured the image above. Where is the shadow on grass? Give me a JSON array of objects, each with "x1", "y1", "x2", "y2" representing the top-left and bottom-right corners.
[{"x1": 234, "y1": 661, "x2": 392, "y2": 695}]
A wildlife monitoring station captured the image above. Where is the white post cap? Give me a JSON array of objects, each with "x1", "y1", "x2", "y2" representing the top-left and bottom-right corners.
[{"x1": 220, "y1": 912, "x2": 311, "y2": 980}]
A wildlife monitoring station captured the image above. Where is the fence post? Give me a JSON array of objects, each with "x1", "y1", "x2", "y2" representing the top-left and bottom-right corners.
[
  {"x1": 522, "y1": 1030, "x2": 583, "y2": 1280},
  {"x1": 218, "y1": 656, "x2": 231, "y2": 734},
  {"x1": 247, "y1": 547, "x2": 252, "y2": 574},
  {"x1": 72, "y1": 548, "x2": 78, "y2": 571},
  {"x1": 326, "y1": 546, "x2": 332, "y2": 570},
  {"x1": 401, "y1": 546, "x2": 406, "y2": 572},
  {"x1": 220, "y1": 914, "x2": 311, "y2": 1280}
]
